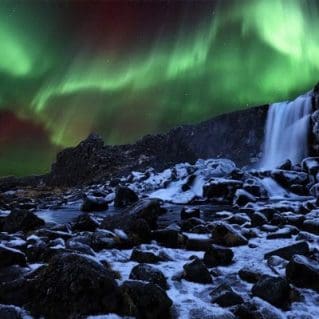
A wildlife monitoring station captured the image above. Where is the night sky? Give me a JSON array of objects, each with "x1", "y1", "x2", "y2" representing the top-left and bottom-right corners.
[{"x1": 1, "y1": 0, "x2": 319, "y2": 176}]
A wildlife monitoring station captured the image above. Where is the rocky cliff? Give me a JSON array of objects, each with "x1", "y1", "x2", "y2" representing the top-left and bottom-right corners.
[{"x1": 46, "y1": 104, "x2": 269, "y2": 186}]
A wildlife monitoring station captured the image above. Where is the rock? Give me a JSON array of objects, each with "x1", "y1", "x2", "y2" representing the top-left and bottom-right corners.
[
  {"x1": 266, "y1": 229, "x2": 292, "y2": 239},
  {"x1": 233, "y1": 189, "x2": 256, "y2": 206},
  {"x1": 210, "y1": 284, "x2": 243, "y2": 307},
  {"x1": 310, "y1": 183, "x2": 319, "y2": 197},
  {"x1": 114, "y1": 186, "x2": 138, "y2": 208},
  {"x1": 72, "y1": 214, "x2": 99, "y2": 232},
  {"x1": 0, "y1": 304, "x2": 25, "y2": 319},
  {"x1": 251, "y1": 212, "x2": 268, "y2": 227},
  {"x1": 301, "y1": 157, "x2": 319, "y2": 175},
  {"x1": 286, "y1": 255, "x2": 319, "y2": 291},
  {"x1": 277, "y1": 159, "x2": 292, "y2": 170},
  {"x1": 129, "y1": 263, "x2": 168, "y2": 290},
  {"x1": 81, "y1": 194, "x2": 108, "y2": 212},
  {"x1": 203, "y1": 245, "x2": 234, "y2": 267},
  {"x1": 2, "y1": 210, "x2": 44, "y2": 233},
  {"x1": 152, "y1": 229, "x2": 185, "y2": 248},
  {"x1": 251, "y1": 275, "x2": 292, "y2": 308},
  {"x1": 180, "y1": 207, "x2": 200, "y2": 220},
  {"x1": 101, "y1": 199, "x2": 162, "y2": 238},
  {"x1": 243, "y1": 177, "x2": 267, "y2": 198},
  {"x1": 0, "y1": 245, "x2": 26, "y2": 268},
  {"x1": 203, "y1": 179, "x2": 243, "y2": 202},
  {"x1": 65, "y1": 238, "x2": 95, "y2": 256},
  {"x1": 271, "y1": 169, "x2": 308, "y2": 188},
  {"x1": 183, "y1": 258, "x2": 212, "y2": 284},
  {"x1": 189, "y1": 308, "x2": 235, "y2": 319},
  {"x1": 238, "y1": 266, "x2": 263, "y2": 283},
  {"x1": 185, "y1": 238, "x2": 214, "y2": 251},
  {"x1": 11, "y1": 253, "x2": 121, "y2": 318},
  {"x1": 302, "y1": 219, "x2": 319, "y2": 235},
  {"x1": 264, "y1": 241, "x2": 310, "y2": 260},
  {"x1": 180, "y1": 217, "x2": 204, "y2": 232},
  {"x1": 120, "y1": 280, "x2": 172, "y2": 319},
  {"x1": 130, "y1": 249, "x2": 163, "y2": 264},
  {"x1": 211, "y1": 222, "x2": 248, "y2": 247}
]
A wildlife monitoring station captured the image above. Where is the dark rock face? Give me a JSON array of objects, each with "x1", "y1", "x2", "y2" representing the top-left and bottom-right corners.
[
  {"x1": 1, "y1": 253, "x2": 121, "y2": 319},
  {"x1": 2, "y1": 210, "x2": 44, "y2": 233},
  {"x1": 129, "y1": 263, "x2": 168, "y2": 290},
  {"x1": 286, "y1": 255, "x2": 319, "y2": 291},
  {"x1": 251, "y1": 275, "x2": 292, "y2": 308},
  {"x1": 44, "y1": 105, "x2": 268, "y2": 187},
  {"x1": 120, "y1": 280, "x2": 173, "y2": 319}
]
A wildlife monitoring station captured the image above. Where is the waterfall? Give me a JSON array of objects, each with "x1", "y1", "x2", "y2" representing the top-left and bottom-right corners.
[{"x1": 260, "y1": 93, "x2": 312, "y2": 169}]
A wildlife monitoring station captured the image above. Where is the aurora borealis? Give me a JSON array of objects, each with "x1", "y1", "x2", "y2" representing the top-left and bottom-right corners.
[{"x1": 1, "y1": 0, "x2": 319, "y2": 176}]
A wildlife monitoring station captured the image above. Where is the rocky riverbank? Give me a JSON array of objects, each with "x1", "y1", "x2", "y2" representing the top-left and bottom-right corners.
[{"x1": 0, "y1": 157, "x2": 319, "y2": 318}]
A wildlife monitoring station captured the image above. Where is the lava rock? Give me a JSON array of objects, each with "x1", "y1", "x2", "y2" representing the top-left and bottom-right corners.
[
  {"x1": 251, "y1": 275, "x2": 292, "y2": 308},
  {"x1": 2, "y1": 210, "x2": 44, "y2": 233},
  {"x1": 81, "y1": 194, "x2": 108, "y2": 212},
  {"x1": 211, "y1": 222, "x2": 248, "y2": 247},
  {"x1": 120, "y1": 280, "x2": 172, "y2": 319},
  {"x1": 251, "y1": 212, "x2": 268, "y2": 227},
  {"x1": 286, "y1": 254, "x2": 319, "y2": 291},
  {"x1": 180, "y1": 217, "x2": 204, "y2": 232},
  {"x1": 183, "y1": 258, "x2": 212, "y2": 284},
  {"x1": 264, "y1": 241, "x2": 310, "y2": 260},
  {"x1": 203, "y1": 179, "x2": 243, "y2": 202},
  {"x1": 203, "y1": 244, "x2": 234, "y2": 267},
  {"x1": 0, "y1": 245, "x2": 26, "y2": 268},
  {"x1": 114, "y1": 186, "x2": 139, "y2": 208},
  {"x1": 129, "y1": 263, "x2": 168, "y2": 290},
  {"x1": 210, "y1": 284, "x2": 243, "y2": 307}
]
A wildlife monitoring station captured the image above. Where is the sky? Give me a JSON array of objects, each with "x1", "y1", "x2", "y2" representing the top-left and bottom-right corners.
[{"x1": 1, "y1": 0, "x2": 319, "y2": 176}]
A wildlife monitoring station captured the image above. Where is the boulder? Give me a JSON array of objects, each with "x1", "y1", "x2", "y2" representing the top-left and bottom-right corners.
[
  {"x1": 130, "y1": 249, "x2": 164, "y2": 264},
  {"x1": 251, "y1": 275, "x2": 292, "y2": 308},
  {"x1": 0, "y1": 304, "x2": 25, "y2": 319},
  {"x1": 81, "y1": 195, "x2": 108, "y2": 212},
  {"x1": 301, "y1": 157, "x2": 319, "y2": 175},
  {"x1": 2, "y1": 210, "x2": 44, "y2": 233},
  {"x1": 264, "y1": 241, "x2": 310, "y2": 260},
  {"x1": 101, "y1": 199, "x2": 162, "y2": 235},
  {"x1": 129, "y1": 263, "x2": 168, "y2": 290},
  {"x1": 114, "y1": 186, "x2": 138, "y2": 208},
  {"x1": 185, "y1": 238, "x2": 214, "y2": 251},
  {"x1": 238, "y1": 266, "x2": 263, "y2": 283},
  {"x1": 0, "y1": 245, "x2": 26, "y2": 268},
  {"x1": 180, "y1": 217, "x2": 204, "y2": 232},
  {"x1": 120, "y1": 280, "x2": 172, "y2": 319},
  {"x1": 286, "y1": 255, "x2": 319, "y2": 291},
  {"x1": 180, "y1": 207, "x2": 200, "y2": 220},
  {"x1": 210, "y1": 284, "x2": 243, "y2": 307},
  {"x1": 233, "y1": 189, "x2": 256, "y2": 206},
  {"x1": 13, "y1": 253, "x2": 121, "y2": 318},
  {"x1": 271, "y1": 170, "x2": 308, "y2": 188},
  {"x1": 302, "y1": 219, "x2": 319, "y2": 235},
  {"x1": 203, "y1": 245, "x2": 234, "y2": 267},
  {"x1": 152, "y1": 229, "x2": 185, "y2": 248},
  {"x1": 72, "y1": 214, "x2": 99, "y2": 232},
  {"x1": 203, "y1": 179, "x2": 243, "y2": 202},
  {"x1": 211, "y1": 222, "x2": 248, "y2": 247},
  {"x1": 183, "y1": 258, "x2": 212, "y2": 284},
  {"x1": 251, "y1": 212, "x2": 268, "y2": 227}
]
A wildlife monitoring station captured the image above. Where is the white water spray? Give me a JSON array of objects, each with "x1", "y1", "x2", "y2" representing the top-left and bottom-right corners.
[{"x1": 260, "y1": 93, "x2": 312, "y2": 169}]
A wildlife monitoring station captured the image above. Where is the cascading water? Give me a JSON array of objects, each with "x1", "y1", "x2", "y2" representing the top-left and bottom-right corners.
[{"x1": 260, "y1": 93, "x2": 313, "y2": 169}]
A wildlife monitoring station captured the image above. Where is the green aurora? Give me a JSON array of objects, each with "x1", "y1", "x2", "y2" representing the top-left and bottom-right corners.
[{"x1": 0, "y1": 0, "x2": 319, "y2": 176}]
